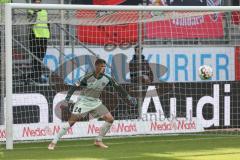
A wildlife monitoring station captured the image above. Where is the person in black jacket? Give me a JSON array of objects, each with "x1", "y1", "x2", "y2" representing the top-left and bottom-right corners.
[{"x1": 129, "y1": 45, "x2": 154, "y2": 84}]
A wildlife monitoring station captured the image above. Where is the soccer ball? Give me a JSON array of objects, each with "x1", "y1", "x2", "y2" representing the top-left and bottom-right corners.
[{"x1": 198, "y1": 65, "x2": 213, "y2": 80}]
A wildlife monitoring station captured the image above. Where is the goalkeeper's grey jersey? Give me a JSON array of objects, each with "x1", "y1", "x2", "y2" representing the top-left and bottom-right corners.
[
  {"x1": 65, "y1": 72, "x2": 129, "y2": 102},
  {"x1": 76, "y1": 72, "x2": 111, "y2": 98}
]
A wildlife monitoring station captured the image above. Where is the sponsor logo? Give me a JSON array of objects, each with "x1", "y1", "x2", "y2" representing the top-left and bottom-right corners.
[
  {"x1": 45, "y1": 47, "x2": 234, "y2": 83},
  {"x1": 22, "y1": 125, "x2": 73, "y2": 137},
  {"x1": 142, "y1": 84, "x2": 231, "y2": 128},
  {"x1": 87, "y1": 123, "x2": 137, "y2": 134},
  {"x1": 150, "y1": 120, "x2": 196, "y2": 131}
]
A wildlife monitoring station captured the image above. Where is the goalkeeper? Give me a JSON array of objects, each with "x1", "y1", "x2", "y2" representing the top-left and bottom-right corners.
[{"x1": 48, "y1": 59, "x2": 137, "y2": 150}]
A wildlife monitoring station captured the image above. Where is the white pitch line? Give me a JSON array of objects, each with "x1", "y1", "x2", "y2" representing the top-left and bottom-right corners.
[{"x1": 4, "y1": 136, "x2": 240, "y2": 151}]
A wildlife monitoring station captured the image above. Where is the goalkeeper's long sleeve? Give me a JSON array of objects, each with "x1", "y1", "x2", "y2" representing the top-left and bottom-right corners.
[
  {"x1": 109, "y1": 77, "x2": 130, "y2": 99},
  {"x1": 64, "y1": 72, "x2": 91, "y2": 101},
  {"x1": 113, "y1": 82, "x2": 130, "y2": 99},
  {"x1": 65, "y1": 85, "x2": 77, "y2": 102},
  {"x1": 109, "y1": 77, "x2": 137, "y2": 107}
]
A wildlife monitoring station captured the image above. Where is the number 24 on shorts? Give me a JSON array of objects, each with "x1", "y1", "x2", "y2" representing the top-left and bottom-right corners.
[{"x1": 74, "y1": 106, "x2": 81, "y2": 113}]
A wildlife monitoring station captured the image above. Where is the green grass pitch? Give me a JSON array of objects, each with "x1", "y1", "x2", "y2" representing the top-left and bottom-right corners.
[{"x1": 1, "y1": 135, "x2": 240, "y2": 160}]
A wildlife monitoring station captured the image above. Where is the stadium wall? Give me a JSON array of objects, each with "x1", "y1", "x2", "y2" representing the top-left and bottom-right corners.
[{"x1": 0, "y1": 81, "x2": 239, "y2": 141}]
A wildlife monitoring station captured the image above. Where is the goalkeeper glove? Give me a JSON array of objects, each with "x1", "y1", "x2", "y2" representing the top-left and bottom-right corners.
[{"x1": 127, "y1": 95, "x2": 137, "y2": 107}]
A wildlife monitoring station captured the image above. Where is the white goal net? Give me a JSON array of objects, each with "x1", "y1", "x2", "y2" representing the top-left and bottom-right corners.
[{"x1": 1, "y1": 3, "x2": 240, "y2": 149}]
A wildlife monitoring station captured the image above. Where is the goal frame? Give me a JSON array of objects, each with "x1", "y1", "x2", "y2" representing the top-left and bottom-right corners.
[{"x1": 4, "y1": 3, "x2": 240, "y2": 150}]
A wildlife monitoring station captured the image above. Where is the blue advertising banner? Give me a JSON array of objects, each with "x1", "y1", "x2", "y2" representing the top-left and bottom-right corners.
[{"x1": 44, "y1": 47, "x2": 235, "y2": 83}]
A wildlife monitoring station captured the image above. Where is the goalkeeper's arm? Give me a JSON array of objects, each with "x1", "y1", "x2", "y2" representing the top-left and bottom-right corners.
[
  {"x1": 65, "y1": 85, "x2": 78, "y2": 102},
  {"x1": 65, "y1": 74, "x2": 88, "y2": 102},
  {"x1": 109, "y1": 77, "x2": 137, "y2": 106}
]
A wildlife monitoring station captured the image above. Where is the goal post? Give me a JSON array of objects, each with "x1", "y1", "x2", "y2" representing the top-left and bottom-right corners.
[
  {"x1": 5, "y1": 3, "x2": 13, "y2": 150},
  {"x1": 3, "y1": 3, "x2": 240, "y2": 150}
]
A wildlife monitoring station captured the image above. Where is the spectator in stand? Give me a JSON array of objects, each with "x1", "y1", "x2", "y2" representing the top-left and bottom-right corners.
[
  {"x1": 129, "y1": 45, "x2": 154, "y2": 84},
  {"x1": 27, "y1": 0, "x2": 50, "y2": 84}
]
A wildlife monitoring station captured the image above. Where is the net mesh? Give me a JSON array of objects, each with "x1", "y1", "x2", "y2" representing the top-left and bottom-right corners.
[{"x1": 1, "y1": 5, "x2": 240, "y2": 143}]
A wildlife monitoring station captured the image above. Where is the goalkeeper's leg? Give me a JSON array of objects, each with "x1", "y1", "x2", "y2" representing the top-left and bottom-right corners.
[
  {"x1": 95, "y1": 112, "x2": 114, "y2": 148},
  {"x1": 48, "y1": 114, "x2": 79, "y2": 150}
]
